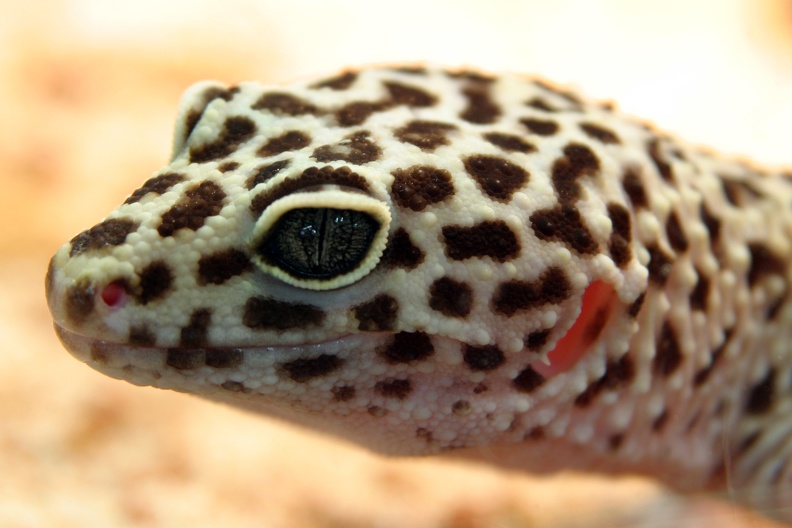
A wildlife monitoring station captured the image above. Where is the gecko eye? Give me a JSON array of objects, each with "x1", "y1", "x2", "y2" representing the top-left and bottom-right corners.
[
  {"x1": 250, "y1": 189, "x2": 391, "y2": 290},
  {"x1": 100, "y1": 281, "x2": 128, "y2": 309}
]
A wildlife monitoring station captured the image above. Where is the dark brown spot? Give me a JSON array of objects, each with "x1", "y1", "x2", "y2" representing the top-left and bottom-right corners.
[
  {"x1": 180, "y1": 308, "x2": 211, "y2": 347},
  {"x1": 525, "y1": 427, "x2": 545, "y2": 440},
  {"x1": 312, "y1": 71, "x2": 358, "y2": 90},
  {"x1": 381, "y1": 332, "x2": 434, "y2": 364},
  {"x1": 335, "y1": 101, "x2": 384, "y2": 127},
  {"x1": 416, "y1": 427, "x2": 433, "y2": 442},
  {"x1": 748, "y1": 244, "x2": 785, "y2": 287},
  {"x1": 700, "y1": 202, "x2": 721, "y2": 245},
  {"x1": 442, "y1": 220, "x2": 520, "y2": 262},
  {"x1": 737, "y1": 431, "x2": 761, "y2": 455},
  {"x1": 464, "y1": 155, "x2": 529, "y2": 202},
  {"x1": 521, "y1": 118, "x2": 559, "y2": 136},
  {"x1": 429, "y1": 277, "x2": 473, "y2": 318},
  {"x1": 252, "y1": 92, "x2": 318, "y2": 116},
  {"x1": 138, "y1": 261, "x2": 173, "y2": 304},
  {"x1": 242, "y1": 297, "x2": 325, "y2": 330},
  {"x1": 693, "y1": 336, "x2": 728, "y2": 386},
  {"x1": 281, "y1": 354, "x2": 343, "y2": 383},
  {"x1": 367, "y1": 406, "x2": 386, "y2": 417},
  {"x1": 198, "y1": 249, "x2": 252, "y2": 285},
  {"x1": 394, "y1": 120, "x2": 457, "y2": 151},
  {"x1": 622, "y1": 168, "x2": 648, "y2": 209},
  {"x1": 460, "y1": 85, "x2": 500, "y2": 124},
  {"x1": 70, "y1": 218, "x2": 138, "y2": 257},
  {"x1": 690, "y1": 269, "x2": 710, "y2": 311},
  {"x1": 129, "y1": 324, "x2": 156, "y2": 346},
  {"x1": 124, "y1": 173, "x2": 185, "y2": 205},
  {"x1": 182, "y1": 86, "x2": 239, "y2": 140},
  {"x1": 250, "y1": 166, "x2": 370, "y2": 217},
  {"x1": 221, "y1": 381, "x2": 247, "y2": 392},
  {"x1": 383, "y1": 228, "x2": 424, "y2": 269},
  {"x1": 473, "y1": 383, "x2": 488, "y2": 394},
  {"x1": 158, "y1": 181, "x2": 226, "y2": 237},
  {"x1": 551, "y1": 143, "x2": 600, "y2": 203},
  {"x1": 375, "y1": 378, "x2": 412, "y2": 399},
  {"x1": 608, "y1": 434, "x2": 624, "y2": 451},
  {"x1": 493, "y1": 267, "x2": 571, "y2": 316},
  {"x1": 533, "y1": 79, "x2": 582, "y2": 106},
  {"x1": 189, "y1": 116, "x2": 257, "y2": 163},
  {"x1": 525, "y1": 97, "x2": 557, "y2": 112},
  {"x1": 483, "y1": 132, "x2": 537, "y2": 154},
  {"x1": 246, "y1": 159, "x2": 290, "y2": 190},
  {"x1": 452, "y1": 400, "x2": 471, "y2": 415},
  {"x1": 666, "y1": 212, "x2": 689, "y2": 252},
  {"x1": 384, "y1": 81, "x2": 437, "y2": 107},
  {"x1": 166, "y1": 349, "x2": 203, "y2": 370},
  {"x1": 525, "y1": 330, "x2": 550, "y2": 349},
  {"x1": 312, "y1": 131, "x2": 381, "y2": 165},
  {"x1": 627, "y1": 292, "x2": 645, "y2": 317},
  {"x1": 574, "y1": 355, "x2": 634, "y2": 407},
  {"x1": 580, "y1": 122, "x2": 620, "y2": 144},
  {"x1": 607, "y1": 202, "x2": 632, "y2": 267},
  {"x1": 652, "y1": 410, "x2": 668, "y2": 432},
  {"x1": 745, "y1": 368, "x2": 775, "y2": 414},
  {"x1": 653, "y1": 321, "x2": 682, "y2": 377},
  {"x1": 65, "y1": 280, "x2": 95, "y2": 325},
  {"x1": 205, "y1": 349, "x2": 243, "y2": 369},
  {"x1": 721, "y1": 179, "x2": 764, "y2": 206},
  {"x1": 512, "y1": 366, "x2": 545, "y2": 393},
  {"x1": 530, "y1": 205, "x2": 598, "y2": 254},
  {"x1": 258, "y1": 131, "x2": 311, "y2": 157},
  {"x1": 648, "y1": 139, "x2": 673, "y2": 181},
  {"x1": 646, "y1": 244, "x2": 674, "y2": 285},
  {"x1": 332, "y1": 385, "x2": 356, "y2": 402},
  {"x1": 218, "y1": 161, "x2": 239, "y2": 173},
  {"x1": 463, "y1": 345, "x2": 505, "y2": 371},
  {"x1": 354, "y1": 294, "x2": 399, "y2": 331},
  {"x1": 391, "y1": 166, "x2": 454, "y2": 211}
]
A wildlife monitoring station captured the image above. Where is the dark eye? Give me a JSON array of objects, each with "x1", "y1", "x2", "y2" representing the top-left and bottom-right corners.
[{"x1": 257, "y1": 208, "x2": 380, "y2": 280}]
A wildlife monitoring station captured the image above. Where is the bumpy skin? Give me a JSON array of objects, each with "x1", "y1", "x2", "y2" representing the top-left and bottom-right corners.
[{"x1": 46, "y1": 66, "x2": 792, "y2": 516}]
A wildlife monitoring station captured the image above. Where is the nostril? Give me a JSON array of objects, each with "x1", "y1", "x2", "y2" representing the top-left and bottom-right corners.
[{"x1": 100, "y1": 281, "x2": 128, "y2": 309}]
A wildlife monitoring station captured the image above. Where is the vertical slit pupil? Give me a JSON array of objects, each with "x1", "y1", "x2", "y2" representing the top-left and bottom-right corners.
[{"x1": 258, "y1": 207, "x2": 379, "y2": 280}]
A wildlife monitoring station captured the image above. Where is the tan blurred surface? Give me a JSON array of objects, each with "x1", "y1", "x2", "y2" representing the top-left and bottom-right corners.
[{"x1": 2, "y1": 0, "x2": 791, "y2": 526}]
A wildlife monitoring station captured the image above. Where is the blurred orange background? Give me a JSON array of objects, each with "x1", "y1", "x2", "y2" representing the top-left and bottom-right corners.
[{"x1": 1, "y1": 0, "x2": 790, "y2": 526}]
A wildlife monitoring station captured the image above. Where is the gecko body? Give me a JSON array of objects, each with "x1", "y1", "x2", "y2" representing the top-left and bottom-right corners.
[{"x1": 45, "y1": 66, "x2": 792, "y2": 518}]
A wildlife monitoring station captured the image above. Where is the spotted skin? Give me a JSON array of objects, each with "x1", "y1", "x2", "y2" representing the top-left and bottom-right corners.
[{"x1": 46, "y1": 67, "x2": 792, "y2": 519}]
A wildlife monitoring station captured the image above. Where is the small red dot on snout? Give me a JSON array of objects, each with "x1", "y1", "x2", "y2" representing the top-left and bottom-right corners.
[{"x1": 100, "y1": 282, "x2": 127, "y2": 309}]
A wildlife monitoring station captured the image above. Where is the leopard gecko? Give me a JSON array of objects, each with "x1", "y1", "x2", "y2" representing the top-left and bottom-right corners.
[{"x1": 45, "y1": 66, "x2": 792, "y2": 519}]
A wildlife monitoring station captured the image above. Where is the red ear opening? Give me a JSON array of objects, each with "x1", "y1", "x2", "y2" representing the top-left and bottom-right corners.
[
  {"x1": 100, "y1": 281, "x2": 128, "y2": 309},
  {"x1": 533, "y1": 280, "x2": 616, "y2": 378}
]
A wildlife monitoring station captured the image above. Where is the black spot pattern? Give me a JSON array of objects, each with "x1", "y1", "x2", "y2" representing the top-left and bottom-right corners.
[
  {"x1": 166, "y1": 349, "x2": 202, "y2": 370},
  {"x1": 521, "y1": 118, "x2": 559, "y2": 136},
  {"x1": 354, "y1": 294, "x2": 399, "y2": 331},
  {"x1": 463, "y1": 345, "x2": 505, "y2": 371},
  {"x1": 189, "y1": 116, "x2": 257, "y2": 163},
  {"x1": 384, "y1": 81, "x2": 437, "y2": 107},
  {"x1": 525, "y1": 330, "x2": 550, "y2": 349},
  {"x1": 646, "y1": 244, "x2": 674, "y2": 285},
  {"x1": 580, "y1": 122, "x2": 620, "y2": 144},
  {"x1": 442, "y1": 221, "x2": 520, "y2": 262},
  {"x1": 748, "y1": 244, "x2": 785, "y2": 287},
  {"x1": 206, "y1": 349, "x2": 243, "y2": 369},
  {"x1": 394, "y1": 121, "x2": 457, "y2": 151},
  {"x1": 648, "y1": 139, "x2": 673, "y2": 181},
  {"x1": 138, "y1": 261, "x2": 173, "y2": 304},
  {"x1": 460, "y1": 84, "x2": 500, "y2": 124},
  {"x1": 250, "y1": 166, "x2": 370, "y2": 217},
  {"x1": 383, "y1": 228, "x2": 424, "y2": 269},
  {"x1": 622, "y1": 168, "x2": 648, "y2": 209},
  {"x1": 607, "y1": 203, "x2": 632, "y2": 267},
  {"x1": 282, "y1": 354, "x2": 343, "y2": 383},
  {"x1": 258, "y1": 131, "x2": 311, "y2": 157},
  {"x1": 375, "y1": 378, "x2": 412, "y2": 399},
  {"x1": 690, "y1": 269, "x2": 710, "y2": 311},
  {"x1": 493, "y1": 267, "x2": 571, "y2": 316},
  {"x1": 391, "y1": 166, "x2": 454, "y2": 211},
  {"x1": 693, "y1": 335, "x2": 728, "y2": 386},
  {"x1": 464, "y1": 155, "x2": 529, "y2": 202},
  {"x1": 666, "y1": 212, "x2": 689, "y2": 252},
  {"x1": 312, "y1": 71, "x2": 358, "y2": 90},
  {"x1": 252, "y1": 92, "x2": 319, "y2": 115},
  {"x1": 312, "y1": 131, "x2": 381, "y2": 164},
  {"x1": 700, "y1": 202, "x2": 721, "y2": 244},
  {"x1": 70, "y1": 218, "x2": 138, "y2": 257},
  {"x1": 381, "y1": 332, "x2": 434, "y2": 364},
  {"x1": 745, "y1": 368, "x2": 775, "y2": 414},
  {"x1": 429, "y1": 277, "x2": 473, "y2": 318},
  {"x1": 530, "y1": 205, "x2": 598, "y2": 255},
  {"x1": 483, "y1": 132, "x2": 536, "y2": 154},
  {"x1": 65, "y1": 279, "x2": 95, "y2": 325},
  {"x1": 179, "y1": 308, "x2": 211, "y2": 347},
  {"x1": 124, "y1": 173, "x2": 185, "y2": 204},
  {"x1": 198, "y1": 249, "x2": 251, "y2": 285},
  {"x1": 246, "y1": 160, "x2": 290, "y2": 190},
  {"x1": 158, "y1": 181, "x2": 226, "y2": 237},
  {"x1": 574, "y1": 355, "x2": 635, "y2": 407},
  {"x1": 552, "y1": 143, "x2": 600, "y2": 203},
  {"x1": 243, "y1": 297, "x2": 325, "y2": 329},
  {"x1": 653, "y1": 321, "x2": 682, "y2": 377},
  {"x1": 332, "y1": 385, "x2": 356, "y2": 402},
  {"x1": 512, "y1": 366, "x2": 545, "y2": 393}
]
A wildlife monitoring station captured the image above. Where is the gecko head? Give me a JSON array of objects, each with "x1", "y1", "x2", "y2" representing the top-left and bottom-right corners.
[{"x1": 46, "y1": 69, "x2": 646, "y2": 455}]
